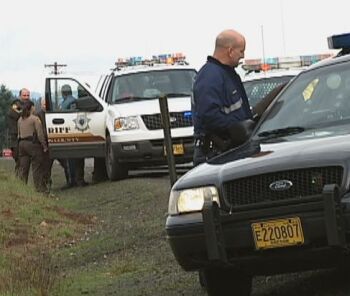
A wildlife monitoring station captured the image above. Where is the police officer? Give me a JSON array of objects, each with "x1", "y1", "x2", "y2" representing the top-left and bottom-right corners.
[
  {"x1": 192, "y1": 29, "x2": 254, "y2": 166},
  {"x1": 58, "y1": 84, "x2": 88, "y2": 188},
  {"x1": 6, "y1": 88, "x2": 31, "y2": 175},
  {"x1": 7, "y1": 99, "x2": 22, "y2": 175},
  {"x1": 36, "y1": 97, "x2": 72, "y2": 191},
  {"x1": 17, "y1": 100, "x2": 48, "y2": 192}
]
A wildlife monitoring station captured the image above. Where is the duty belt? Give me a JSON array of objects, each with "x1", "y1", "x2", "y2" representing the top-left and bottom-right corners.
[{"x1": 19, "y1": 136, "x2": 34, "y2": 141}]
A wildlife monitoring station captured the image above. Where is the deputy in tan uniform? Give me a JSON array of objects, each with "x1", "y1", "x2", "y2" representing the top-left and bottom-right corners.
[{"x1": 17, "y1": 100, "x2": 48, "y2": 192}]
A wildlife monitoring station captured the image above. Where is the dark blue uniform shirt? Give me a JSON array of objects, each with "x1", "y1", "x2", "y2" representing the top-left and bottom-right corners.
[{"x1": 192, "y1": 56, "x2": 252, "y2": 137}]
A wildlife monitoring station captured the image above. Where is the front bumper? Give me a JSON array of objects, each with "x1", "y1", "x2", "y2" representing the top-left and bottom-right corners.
[
  {"x1": 166, "y1": 184, "x2": 350, "y2": 275},
  {"x1": 111, "y1": 137, "x2": 193, "y2": 167}
]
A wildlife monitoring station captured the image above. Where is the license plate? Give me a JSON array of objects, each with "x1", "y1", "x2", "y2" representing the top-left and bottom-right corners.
[
  {"x1": 164, "y1": 144, "x2": 184, "y2": 155},
  {"x1": 251, "y1": 217, "x2": 304, "y2": 250}
]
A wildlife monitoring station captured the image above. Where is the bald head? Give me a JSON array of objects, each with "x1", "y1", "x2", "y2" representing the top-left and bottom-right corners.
[
  {"x1": 19, "y1": 88, "x2": 30, "y2": 102},
  {"x1": 213, "y1": 29, "x2": 246, "y2": 67}
]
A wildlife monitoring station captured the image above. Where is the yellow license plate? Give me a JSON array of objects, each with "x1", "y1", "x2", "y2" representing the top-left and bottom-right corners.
[
  {"x1": 251, "y1": 217, "x2": 304, "y2": 250},
  {"x1": 164, "y1": 144, "x2": 184, "y2": 156}
]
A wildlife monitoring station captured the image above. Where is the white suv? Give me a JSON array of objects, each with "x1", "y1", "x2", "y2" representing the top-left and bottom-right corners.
[{"x1": 44, "y1": 55, "x2": 197, "y2": 180}]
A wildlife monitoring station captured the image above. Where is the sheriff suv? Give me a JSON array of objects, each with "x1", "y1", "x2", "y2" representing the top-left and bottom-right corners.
[
  {"x1": 165, "y1": 33, "x2": 350, "y2": 296},
  {"x1": 44, "y1": 54, "x2": 196, "y2": 181},
  {"x1": 96, "y1": 54, "x2": 196, "y2": 180}
]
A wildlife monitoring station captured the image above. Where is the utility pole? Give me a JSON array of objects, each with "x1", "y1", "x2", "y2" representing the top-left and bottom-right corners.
[
  {"x1": 44, "y1": 62, "x2": 67, "y2": 109},
  {"x1": 44, "y1": 62, "x2": 67, "y2": 75}
]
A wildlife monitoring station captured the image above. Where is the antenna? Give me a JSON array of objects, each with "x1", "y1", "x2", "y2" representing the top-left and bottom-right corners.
[
  {"x1": 280, "y1": 0, "x2": 286, "y2": 55},
  {"x1": 261, "y1": 25, "x2": 266, "y2": 64},
  {"x1": 44, "y1": 62, "x2": 67, "y2": 75}
]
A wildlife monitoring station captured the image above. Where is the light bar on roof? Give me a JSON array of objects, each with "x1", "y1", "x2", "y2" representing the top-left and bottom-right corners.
[
  {"x1": 328, "y1": 33, "x2": 350, "y2": 49},
  {"x1": 114, "y1": 53, "x2": 187, "y2": 69},
  {"x1": 243, "y1": 54, "x2": 333, "y2": 71}
]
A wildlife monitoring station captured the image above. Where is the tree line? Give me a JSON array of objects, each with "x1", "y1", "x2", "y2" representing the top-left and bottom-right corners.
[{"x1": 0, "y1": 84, "x2": 14, "y2": 150}]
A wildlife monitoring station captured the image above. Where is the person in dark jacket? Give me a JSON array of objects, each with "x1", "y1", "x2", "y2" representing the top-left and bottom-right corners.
[
  {"x1": 6, "y1": 88, "x2": 31, "y2": 175},
  {"x1": 7, "y1": 99, "x2": 22, "y2": 175},
  {"x1": 17, "y1": 100, "x2": 48, "y2": 192},
  {"x1": 192, "y1": 29, "x2": 254, "y2": 166}
]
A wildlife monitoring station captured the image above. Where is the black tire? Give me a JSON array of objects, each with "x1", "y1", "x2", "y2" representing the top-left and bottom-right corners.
[
  {"x1": 203, "y1": 268, "x2": 252, "y2": 296},
  {"x1": 199, "y1": 270, "x2": 206, "y2": 288},
  {"x1": 92, "y1": 157, "x2": 109, "y2": 183},
  {"x1": 105, "y1": 135, "x2": 128, "y2": 181}
]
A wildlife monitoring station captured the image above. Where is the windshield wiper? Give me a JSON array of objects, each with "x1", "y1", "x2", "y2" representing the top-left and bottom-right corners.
[
  {"x1": 113, "y1": 96, "x2": 155, "y2": 104},
  {"x1": 257, "y1": 126, "x2": 305, "y2": 138},
  {"x1": 165, "y1": 93, "x2": 191, "y2": 98}
]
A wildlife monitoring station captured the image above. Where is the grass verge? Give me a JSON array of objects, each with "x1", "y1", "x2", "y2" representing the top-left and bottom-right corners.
[{"x1": 0, "y1": 159, "x2": 204, "y2": 295}]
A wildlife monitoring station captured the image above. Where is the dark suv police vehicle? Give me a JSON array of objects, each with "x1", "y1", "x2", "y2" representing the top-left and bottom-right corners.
[{"x1": 165, "y1": 34, "x2": 350, "y2": 296}]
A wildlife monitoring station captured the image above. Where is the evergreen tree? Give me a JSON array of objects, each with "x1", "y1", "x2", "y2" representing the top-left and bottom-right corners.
[{"x1": 0, "y1": 84, "x2": 14, "y2": 150}]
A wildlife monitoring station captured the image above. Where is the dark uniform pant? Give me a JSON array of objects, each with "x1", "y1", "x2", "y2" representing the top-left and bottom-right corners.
[
  {"x1": 42, "y1": 156, "x2": 71, "y2": 187},
  {"x1": 10, "y1": 145, "x2": 20, "y2": 176},
  {"x1": 18, "y1": 140, "x2": 46, "y2": 192}
]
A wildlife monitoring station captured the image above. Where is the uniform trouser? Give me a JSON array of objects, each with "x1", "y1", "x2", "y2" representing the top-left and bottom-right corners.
[
  {"x1": 73, "y1": 158, "x2": 85, "y2": 184},
  {"x1": 18, "y1": 140, "x2": 46, "y2": 192},
  {"x1": 66, "y1": 158, "x2": 85, "y2": 185},
  {"x1": 42, "y1": 157, "x2": 71, "y2": 189},
  {"x1": 10, "y1": 146, "x2": 19, "y2": 176},
  {"x1": 57, "y1": 159, "x2": 70, "y2": 185},
  {"x1": 42, "y1": 151, "x2": 52, "y2": 189}
]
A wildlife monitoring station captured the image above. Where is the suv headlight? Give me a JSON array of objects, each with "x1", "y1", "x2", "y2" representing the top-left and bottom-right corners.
[
  {"x1": 114, "y1": 117, "x2": 139, "y2": 131},
  {"x1": 168, "y1": 186, "x2": 220, "y2": 215}
]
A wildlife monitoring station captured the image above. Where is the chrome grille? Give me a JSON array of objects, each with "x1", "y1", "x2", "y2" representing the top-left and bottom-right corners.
[
  {"x1": 141, "y1": 112, "x2": 193, "y2": 130},
  {"x1": 224, "y1": 166, "x2": 343, "y2": 207}
]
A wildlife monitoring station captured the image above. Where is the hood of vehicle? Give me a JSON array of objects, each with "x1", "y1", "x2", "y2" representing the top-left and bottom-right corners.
[
  {"x1": 108, "y1": 97, "x2": 191, "y2": 117},
  {"x1": 174, "y1": 133, "x2": 350, "y2": 189}
]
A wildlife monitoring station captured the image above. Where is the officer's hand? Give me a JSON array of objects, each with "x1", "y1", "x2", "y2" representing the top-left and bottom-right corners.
[{"x1": 227, "y1": 119, "x2": 255, "y2": 147}]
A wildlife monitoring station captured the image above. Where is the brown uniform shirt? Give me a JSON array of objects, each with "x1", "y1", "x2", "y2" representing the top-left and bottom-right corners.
[{"x1": 18, "y1": 115, "x2": 48, "y2": 150}]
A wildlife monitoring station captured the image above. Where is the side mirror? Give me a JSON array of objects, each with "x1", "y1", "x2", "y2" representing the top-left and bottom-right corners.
[{"x1": 75, "y1": 96, "x2": 101, "y2": 112}]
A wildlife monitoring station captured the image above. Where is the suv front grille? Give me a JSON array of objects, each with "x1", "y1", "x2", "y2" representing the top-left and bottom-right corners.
[
  {"x1": 224, "y1": 166, "x2": 343, "y2": 207},
  {"x1": 150, "y1": 137, "x2": 193, "y2": 147},
  {"x1": 141, "y1": 112, "x2": 193, "y2": 130}
]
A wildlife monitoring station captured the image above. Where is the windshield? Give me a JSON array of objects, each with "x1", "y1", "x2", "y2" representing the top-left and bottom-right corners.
[
  {"x1": 110, "y1": 69, "x2": 196, "y2": 103},
  {"x1": 243, "y1": 75, "x2": 294, "y2": 107},
  {"x1": 256, "y1": 61, "x2": 350, "y2": 135}
]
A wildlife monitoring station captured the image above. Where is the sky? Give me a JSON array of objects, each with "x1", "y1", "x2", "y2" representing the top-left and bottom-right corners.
[{"x1": 1, "y1": 0, "x2": 350, "y2": 95}]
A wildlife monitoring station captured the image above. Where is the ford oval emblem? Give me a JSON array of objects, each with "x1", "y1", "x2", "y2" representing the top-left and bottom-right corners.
[{"x1": 269, "y1": 180, "x2": 293, "y2": 191}]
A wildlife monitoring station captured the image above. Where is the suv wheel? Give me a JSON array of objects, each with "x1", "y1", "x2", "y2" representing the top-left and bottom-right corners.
[
  {"x1": 106, "y1": 135, "x2": 128, "y2": 181},
  {"x1": 203, "y1": 268, "x2": 252, "y2": 296}
]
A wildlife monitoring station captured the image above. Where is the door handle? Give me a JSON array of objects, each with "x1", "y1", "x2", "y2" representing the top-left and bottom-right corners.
[{"x1": 52, "y1": 118, "x2": 65, "y2": 124}]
